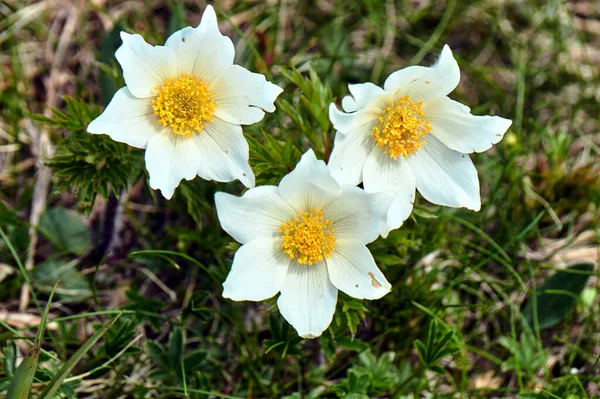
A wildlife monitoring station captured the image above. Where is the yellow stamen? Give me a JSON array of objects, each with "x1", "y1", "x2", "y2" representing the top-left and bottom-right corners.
[
  {"x1": 279, "y1": 208, "x2": 336, "y2": 265},
  {"x1": 152, "y1": 73, "x2": 216, "y2": 137},
  {"x1": 371, "y1": 96, "x2": 431, "y2": 159}
]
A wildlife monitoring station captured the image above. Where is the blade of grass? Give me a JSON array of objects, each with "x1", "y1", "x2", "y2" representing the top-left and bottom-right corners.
[
  {"x1": 63, "y1": 333, "x2": 143, "y2": 383},
  {"x1": 7, "y1": 281, "x2": 58, "y2": 399},
  {"x1": 129, "y1": 249, "x2": 221, "y2": 286},
  {"x1": 0, "y1": 227, "x2": 42, "y2": 314},
  {"x1": 38, "y1": 311, "x2": 123, "y2": 399},
  {"x1": 408, "y1": 0, "x2": 457, "y2": 65}
]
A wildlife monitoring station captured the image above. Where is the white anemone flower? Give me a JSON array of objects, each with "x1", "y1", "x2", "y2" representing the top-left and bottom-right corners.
[
  {"x1": 87, "y1": 5, "x2": 283, "y2": 199},
  {"x1": 328, "y1": 45, "x2": 512, "y2": 237},
  {"x1": 215, "y1": 150, "x2": 394, "y2": 338}
]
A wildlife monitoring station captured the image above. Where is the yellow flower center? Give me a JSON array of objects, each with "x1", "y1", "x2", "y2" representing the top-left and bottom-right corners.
[
  {"x1": 371, "y1": 96, "x2": 431, "y2": 159},
  {"x1": 279, "y1": 208, "x2": 336, "y2": 265},
  {"x1": 152, "y1": 73, "x2": 216, "y2": 137}
]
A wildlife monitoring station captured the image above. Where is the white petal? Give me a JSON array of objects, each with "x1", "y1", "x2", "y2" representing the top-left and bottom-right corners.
[
  {"x1": 87, "y1": 87, "x2": 161, "y2": 149},
  {"x1": 222, "y1": 238, "x2": 290, "y2": 301},
  {"x1": 341, "y1": 82, "x2": 387, "y2": 112},
  {"x1": 327, "y1": 103, "x2": 379, "y2": 186},
  {"x1": 363, "y1": 150, "x2": 416, "y2": 237},
  {"x1": 278, "y1": 149, "x2": 341, "y2": 211},
  {"x1": 193, "y1": 118, "x2": 255, "y2": 188},
  {"x1": 212, "y1": 65, "x2": 283, "y2": 125},
  {"x1": 327, "y1": 119, "x2": 376, "y2": 186},
  {"x1": 329, "y1": 103, "x2": 379, "y2": 136},
  {"x1": 115, "y1": 32, "x2": 177, "y2": 98},
  {"x1": 164, "y1": 5, "x2": 234, "y2": 83},
  {"x1": 144, "y1": 132, "x2": 199, "y2": 199},
  {"x1": 277, "y1": 261, "x2": 338, "y2": 338},
  {"x1": 215, "y1": 188, "x2": 295, "y2": 244},
  {"x1": 324, "y1": 186, "x2": 394, "y2": 244},
  {"x1": 423, "y1": 96, "x2": 512, "y2": 154},
  {"x1": 407, "y1": 135, "x2": 480, "y2": 210},
  {"x1": 327, "y1": 239, "x2": 391, "y2": 300},
  {"x1": 383, "y1": 45, "x2": 460, "y2": 102}
]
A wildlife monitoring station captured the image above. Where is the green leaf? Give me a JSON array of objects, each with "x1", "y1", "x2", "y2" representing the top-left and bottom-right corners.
[
  {"x1": 183, "y1": 350, "x2": 207, "y2": 372},
  {"x1": 7, "y1": 282, "x2": 57, "y2": 399},
  {"x1": 42, "y1": 100, "x2": 144, "y2": 213},
  {"x1": 6, "y1": 351, "x2": 38, "y2": 399},
  {"x1": 168, "y1": 328, "x2": 184, "y2": 369},
  {"x1": 414, "y1": 340, "x2": 427, "y2": 364},
  {"x1": 3, "y1": 342, "x2": 17, "y2": 377},
  {"x1": 147, "y1": 341, "x2": 169, "y2": 368},
  {"x1": 523, "y1": 263, "x2": 594, "y2": 330},
  {"x1": 32, "y1": 260, "x2": 91, "y2": 301},
  {"x1": 38, "y1": 207, "x2": 91, "y2": 255},
  {"x1": 336, "y1": 337, "x2": 369, "y2": 352}
]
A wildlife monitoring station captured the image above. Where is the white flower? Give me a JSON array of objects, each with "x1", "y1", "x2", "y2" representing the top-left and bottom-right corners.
[
  {"x1": 328, "y1": 45, "x2": 512, "y2": 237},
  {"x1": 87, "y1": 5, "x2": 283, "y2": 199},
  {"x1": 215, "y1": 150, "x2": 394, "y2": 338}
]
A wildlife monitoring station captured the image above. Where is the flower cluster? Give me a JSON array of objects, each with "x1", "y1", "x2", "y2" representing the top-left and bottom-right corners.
[{"x1": 88, "y1": 5, "x2": 511, "y2": 338}]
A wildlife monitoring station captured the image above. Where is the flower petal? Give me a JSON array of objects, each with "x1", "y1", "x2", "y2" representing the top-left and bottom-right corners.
[
  {"x1": 215, "y1": 187, "x2": 295, "y2": 244},
  {"x1": 327, "y1": 120, "x2": 377, "y2": 186},
  {"x1": 383, "y1": 45, "x2": 460, "y2": 102},
  {"x1": 115, "y1": 32, "x2": 177, "y2": 98},
  {"x1": 212, "y1": 65, "x2": 283, "y2": 125},
  {"x1": 87, "y1": 87, "x2": 161, "y2": 149},
  {"x1": 222, "y1": 238, "x2": 290, "y2": 301},
  {"x1": 327, "y1": 239, "x2": 391, "y2": 300},
  {"x1": 407, "y1": 135, "x2": 480, "y2": 210},
  {"x1": 341, "y1": 82, "x2": 387, "y2": 112},
  {"x1": 329, "y1": 103, "x2": 379, "y2": 136},
  {"x1": 363, "y1": 150, "x2": 416, "y2": 237},
  {"x1": 194, "y1": 118, "x2": 255, "y2": 188},
  {"x1": 144, "y1": 132, "x2": 199, "y2": 199},
  {"x1": 277, "y1": 261, "x2": 338, "y2": 338},
  {"x1": 164, "y1": 5, "x2": 234, "y2": 83},
  {"x1": 423, "y1": 96, "x2": 512, "y2": 154},
  {"x1": 278, "y1": 149, "x2": 341, "y2": 211},
  {"x1": 324, "y1": 186, "x2": 394, "y2": 244}
]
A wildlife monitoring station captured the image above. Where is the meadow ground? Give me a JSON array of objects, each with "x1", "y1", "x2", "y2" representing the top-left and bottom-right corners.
[{"x1": 0, "y1": 0, "x2": 599, "y2": 398}]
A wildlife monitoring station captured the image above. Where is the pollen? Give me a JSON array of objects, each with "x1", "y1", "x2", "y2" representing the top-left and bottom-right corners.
[
  {"x1": 371, "y1": 96, "x2": 431, "y2": 159},
  {"x1": 152, "y1": 73, "x2": 216, "y2": 137},
  {"x1": 279, "y1": 208, "x2": 336, "y2": 265}
]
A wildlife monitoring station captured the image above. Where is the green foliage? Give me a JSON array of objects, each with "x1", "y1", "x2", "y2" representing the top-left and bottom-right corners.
[
  {"x1": 38, "y1": 313, "x2": 123, "y2": 399},
  {"x1": 123, "y1": 290, "x2": 165, "y2": 329},
  {"x1": 278, "y1": 67, "x2": 334, "y2": 156},
  {"x1": 7, "y1": 284, "x2": 56, "y2": 399},
  {"x1": 414, "y1": 319, "x2": 460, "y2": 375},
  {"x1": 264, "y1": 315, "x2": 303, "y2": 357},
  {"x1": 36, "y1": 97, "x2": 143, "y2": 212},
  {"x1": 33, "y1": 96, "x2": 98, "y2": 134},
  {"x1": 332, "y1": 351, "x2": 412, "y2": 398},
  {"x1": 340, "y1": 297, "x2": 368, "y2": 336},
  {"x1": 523, "y1": 263, "x2": 594, "y2": 330},
  {"x1": 147, "y1": 328, "x2": 207, "y2": 384},
  {"x1": 102, "y1": 317, "x2": 140, "y2": 358},
  {"x1": 38, "y1": 207, "x2": 91, "y2": 256},
  {"x1": 247, "y1": 131, "x2": 302, "y2": 185},
  {"x1": 32, "y1": 260, "x2": 91, "y2": 301},
  {"x1": 498, "y1": 331, "x2": 548, "y2": 379}
]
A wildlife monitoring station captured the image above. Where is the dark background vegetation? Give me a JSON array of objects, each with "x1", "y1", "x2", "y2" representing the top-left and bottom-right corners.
[{"x1": 0, "y1": 0, "x2": 599, "y2": 397}]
